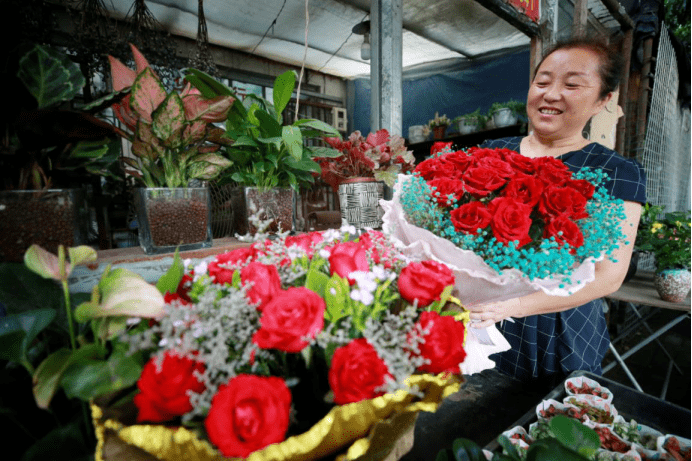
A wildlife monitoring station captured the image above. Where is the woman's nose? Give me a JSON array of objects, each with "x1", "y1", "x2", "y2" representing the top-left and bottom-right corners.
[{"x1": 543, "y1": 84, "x2": 561, "y2": 101}]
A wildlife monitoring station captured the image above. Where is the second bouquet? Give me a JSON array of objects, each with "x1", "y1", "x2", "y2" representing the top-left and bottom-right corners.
[{"x1": 382, "y1": 146, "x2": 628, "y2": 306}]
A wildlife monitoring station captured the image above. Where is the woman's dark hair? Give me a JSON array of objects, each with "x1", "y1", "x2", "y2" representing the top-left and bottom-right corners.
[{"x1": 534, "y1": 37, "x2": 624, "y2": 100}]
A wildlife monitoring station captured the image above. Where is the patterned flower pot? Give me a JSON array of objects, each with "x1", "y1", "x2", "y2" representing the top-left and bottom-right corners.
[
  {"x1": 134, "y1": 187, "x2": 212, "y2": 255},
  {"x1": 238, "y1": 187, "x2": 295, "y2": 236},
  {"x1": 653, "y1": 269, "x2": 691, "y2": 303},
  {"x1": 338, "y1": 178, "x2": 384, "y2": 230},
  {"x1": 0, "y1": 189, "x2": 88, "y2": 262},
  {"x1": 457, "y1": 117, "x2": 480, "y2": 135}
]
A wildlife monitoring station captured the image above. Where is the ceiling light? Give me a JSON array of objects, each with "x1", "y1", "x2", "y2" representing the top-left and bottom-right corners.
[{"x1": 352, "y1": 21, "x2": 371, "y2": 61}]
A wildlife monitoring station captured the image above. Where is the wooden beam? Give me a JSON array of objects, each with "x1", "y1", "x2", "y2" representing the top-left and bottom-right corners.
[
  {"x1": 572, "y1": 0, "x2": 589, "y2": 37},
  {"x1": 474, "y1": 0, "x2": 541, "y2": 37},
  {"x1": 616, "y1": 28, "x2": 633, "y2": 155},
  {"x1": 599, "y1": 0, "x2": 636, "y2": 30}
]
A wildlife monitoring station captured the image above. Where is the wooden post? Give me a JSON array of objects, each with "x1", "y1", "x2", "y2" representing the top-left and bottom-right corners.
[
  {"x1": 616, "y1": 29, "x2": 633, "y2": 155},
  {"x1": 572, "y1": 0, "x2": 589, "y2": 37},
  {"x1": 636, "y1": 37, "x2": 654, "y2": 150}
]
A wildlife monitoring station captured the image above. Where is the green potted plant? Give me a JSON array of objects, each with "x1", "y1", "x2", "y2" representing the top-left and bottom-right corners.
[
  {"x1": 426, "y1": 112, "x2": 451, "y2": 140},
  {"x1": 488, "y1": 100, "x2": 526, "y2": 128},
  {"x1": 184, "y1": 69, "x2": 342, "y2": 235},
  {"x1": 103, "y1": 44, "x2": 235, "y2": 254},
  {"x1": 1, "y1": 43, "x2": 121, "y2": 262},
  {"x1": 453, "y1": 108, "x2": 485, "y2": 135},
  {"x1": 635, "y1": 203, "x2": 691, "y2": 302}
]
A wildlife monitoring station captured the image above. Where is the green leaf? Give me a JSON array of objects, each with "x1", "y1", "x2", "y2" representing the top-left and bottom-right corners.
[
  {"x1": 549, "y1": 415, "x2": 600, "y2": 457},
  {"x1": 526, "y1": 438, "x2": 590, "y2": 461},
  {"x1": 452, "y1": 438, "x2": 487, "y2": 461},
  {"x1": 60, "y1": 343, "x2": 142, "y2": 400},
  {"x1": 273, "y1": 70, "x2": 296, "y2": 115},
  {"x1": 436, "y1": 450, "x2": 450, "y2": 461},
  {"x1": 0, "y1": 309, "x2": 56, "y2": 365},
  {"x1": 68, "y1": 138, "x2": 111, "y2": 159},
  {"x1": 294, "y1": 118, "x2": 341, "y2": 137},
  {"x1": 32, "y1": 347, "x2": 74, "y2": 409},
  {"x1": 130, "y1": 67, "x2": 167, "y2": 122},
  {"x1": 21, "y1": 420, "x2": 93, "y2": 461},
  {"x1": 283, "y1": 125, "x2": 303, "y2": 161},
  {"x1": 324, "y1": 274, "x2": 350, "y2": 323},
  {"x1": 23, "y1": 245, "x2": 62, "y2": 281},
  {"x1": 17, "y1": 44, "x2": 86, "y2": 109},
  {"x1": 151, "y1": 92, "x2": 185, "y2": 148},
  {"x1": 67, "y1": 246, "x2": 98, "y2": 267},
  {"x1": 496, "y1": 435, "x2": 521, "y2": 461},
  {"x1": 156, "y1": 249, "x2": 184, "y2": 295},
  {"x1": 306, "y1": 267, "x2": 330, "y2": 298},
  {"x1": 309, "y1": 146, "x2": 343, "y2": 158},
  {"x1": 185, "y1": 68, "x2": 236, "y2": 98},
  {"x1": 256, "y1": 109, "x2": 283, "y2": 137}
]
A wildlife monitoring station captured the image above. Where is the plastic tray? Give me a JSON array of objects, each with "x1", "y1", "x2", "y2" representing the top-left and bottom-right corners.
[{"x1": 484, "y1": 370, "x2": 691, "y2": 451}]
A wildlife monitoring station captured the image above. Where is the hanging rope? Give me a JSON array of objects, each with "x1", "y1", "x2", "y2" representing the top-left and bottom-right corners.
[
  {"x1": 294, "y1": 0, "x2": 309, "y2": 123},
  {"x1": 189, "y1": 0, "x2": 218, "y2": 76}
]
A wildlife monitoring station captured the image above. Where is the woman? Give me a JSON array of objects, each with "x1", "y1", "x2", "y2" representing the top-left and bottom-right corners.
[{"x1": 469, "y1": 37, "x2": 647, "y2": 387}]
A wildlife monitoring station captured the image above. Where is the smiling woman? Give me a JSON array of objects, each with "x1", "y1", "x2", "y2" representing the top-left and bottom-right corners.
[{"x1": 469, "y1": 36, "x2": 647, "y2": 390}]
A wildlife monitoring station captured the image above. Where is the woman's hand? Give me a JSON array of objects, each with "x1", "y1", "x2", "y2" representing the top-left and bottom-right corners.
[{"x1": 468, "y1": 297, "x2": 523, "y2": 328}]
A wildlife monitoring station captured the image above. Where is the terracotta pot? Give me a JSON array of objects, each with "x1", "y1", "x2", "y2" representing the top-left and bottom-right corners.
[
  {"x1": 133, "y1": 187, "x2": 212, "y2": 255},
  {"x1": 432, "y1": 125, "x2": 447, "y2": 139},
  {"x1": 338, "y1": 178, "x2": 384, "y2": 230},
  {"x1": 653, "y1": 269, "x2": 691, "y2": 303}
]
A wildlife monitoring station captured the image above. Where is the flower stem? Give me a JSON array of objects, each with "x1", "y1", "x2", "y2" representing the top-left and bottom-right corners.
[{"x1": 62, "y1": 280, "x2": 77, "y2": 350}]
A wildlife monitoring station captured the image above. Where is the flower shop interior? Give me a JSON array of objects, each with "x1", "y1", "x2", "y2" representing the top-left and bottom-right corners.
[{"x1": 2, "y1": 0, "x2": 691, "y2": 460}]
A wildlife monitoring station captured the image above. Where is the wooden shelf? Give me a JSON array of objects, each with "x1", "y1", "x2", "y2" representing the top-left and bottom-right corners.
[{"x1": 407, "y1": 123, "x2": 527, "y2": 163}]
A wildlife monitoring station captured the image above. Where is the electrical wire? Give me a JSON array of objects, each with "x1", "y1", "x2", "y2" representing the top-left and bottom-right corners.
[
  {"x1": 294, "y1": 0, "x2": 309, "y2": 122},
  {"x1": 248, "y1": 0, "x2": 288, "y2": 57},
  {"x1": 316, "y1": 12, "x2": 369, "y2": 73}
]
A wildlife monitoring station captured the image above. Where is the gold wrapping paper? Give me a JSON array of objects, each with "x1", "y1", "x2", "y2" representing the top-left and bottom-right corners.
[{"x1": 92, "y1": 373, "x2": 462, "y2": 461}]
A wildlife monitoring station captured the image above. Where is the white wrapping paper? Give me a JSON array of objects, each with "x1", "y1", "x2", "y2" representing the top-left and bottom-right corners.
[{"x1": 380, "y1": 174, "x2": 608, "y2": 375}]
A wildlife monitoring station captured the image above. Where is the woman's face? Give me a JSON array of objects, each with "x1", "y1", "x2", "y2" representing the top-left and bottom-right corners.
[{"x1": 527, "y1": 47, "x2": 611, "y2": 142}]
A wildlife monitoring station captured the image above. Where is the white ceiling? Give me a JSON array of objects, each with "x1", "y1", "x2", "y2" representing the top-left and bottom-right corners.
[{"x1": 103, "y1": 0, "x2": 532, "y2": 79}]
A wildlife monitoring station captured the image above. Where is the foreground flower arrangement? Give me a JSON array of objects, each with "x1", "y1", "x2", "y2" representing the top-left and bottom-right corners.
[
  {"x1": 383, "y1": 146, "x2": 628, "y2": 305},
  {"x1": 115, "y1": 227, "x2": 470, "y2": 458}
]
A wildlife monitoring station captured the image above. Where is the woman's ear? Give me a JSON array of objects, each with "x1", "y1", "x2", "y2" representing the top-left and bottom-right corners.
[{"x1": 596, "y1": 91, "x2": 614, "y2": 113}]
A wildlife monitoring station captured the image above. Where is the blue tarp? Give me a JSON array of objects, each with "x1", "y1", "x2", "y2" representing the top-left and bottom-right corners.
[{"x1": 348, "y1": 48, "x2": 531, "y2": 137}]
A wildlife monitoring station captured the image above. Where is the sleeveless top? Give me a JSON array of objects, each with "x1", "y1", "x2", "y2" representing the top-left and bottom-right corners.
[{"x1": 478, "y1": 136, "x2": 647, "y2": 381}]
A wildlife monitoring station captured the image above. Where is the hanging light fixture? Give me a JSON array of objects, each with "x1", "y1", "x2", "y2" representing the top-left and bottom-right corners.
[{"x1": 352, "y1": 20, "x2": 371, "y2": 61}]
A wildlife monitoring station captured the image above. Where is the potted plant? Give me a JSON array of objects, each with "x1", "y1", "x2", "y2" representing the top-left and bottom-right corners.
[
  {"x1": 185, "y1": 69, "x2": 342, "y2": 235},
  {"x1": 427, "y1": 112, "x2": 451, "y2": 140},
  {"x1": 453, "y1": 108, "x2": 485, "y2": 135},
  {"x1": 314, "y1": 129, "x2": 415, "y2": 229},
  {"x1": 1, "y1": 43, "x2": 121, "y2": 262},
  {"x1": 103, "y1": 44, "x2": 235, "y2": 254},
  {"x1": 635, "y1": 203, "x2": 691, "y2": 302},
  {"x1": 488, "y1": 100, "x2": 526, "y2": 128}
]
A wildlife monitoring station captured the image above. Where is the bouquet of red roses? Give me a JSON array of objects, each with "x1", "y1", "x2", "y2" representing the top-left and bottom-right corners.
[
  {"x1": 382, "y1": 146, "x2": 627, "y2": 306},
  {"x1": 113, "y1": 227, "x2": 476, "y2": 459}
]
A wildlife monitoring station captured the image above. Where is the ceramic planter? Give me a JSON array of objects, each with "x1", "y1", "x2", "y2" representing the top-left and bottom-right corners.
[
  {"x1": 408, "y1": 125, "x2": 426, "y2": 143},
  {"x1": 133, "y1": 187, "x2": 212, "y2": 255},
  {"x1": 492, "y1": 108, "x2": 518, "y2": 127},
  {"x1": 237, "y1": 187, "x2": 295, "y2": 235},
  {"x1": 653, "y1": 269, "x2": 691, "y2": 303},
  {"x1": 457, "y1": 117, "x2": 480, "y2": 135},
  {"x1": 0, "y1": 189, "x2": 88, "y2": 262},
  {"x1": 338, "y1": 178, "x2": 384, "y2": 230}
]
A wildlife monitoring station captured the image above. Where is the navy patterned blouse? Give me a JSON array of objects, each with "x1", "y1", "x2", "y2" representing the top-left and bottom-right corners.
[{"x1": 478, "y1": 136, "x2": 647, "y2": 382}]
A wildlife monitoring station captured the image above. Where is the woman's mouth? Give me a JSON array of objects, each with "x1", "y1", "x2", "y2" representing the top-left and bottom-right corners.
[{"x1": 539, "y1": 108, "x2": 562, "y2": 115}]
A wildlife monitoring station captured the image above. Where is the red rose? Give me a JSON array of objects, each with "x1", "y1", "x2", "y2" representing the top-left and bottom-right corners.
[
  {"x1": 414, "y1": 157, "x2": 445, "y2": 181},
  {"x1": 462, "y1": 165, "x2": 509, "y2": 198},
  {"x1": 500, "y1": 150, "x2": 535, "y2": 175},
  {"x1": 413, "y1": 311, "x2": 467, "y2": 374},
  {"x1": 544, "y1": 214, "x2": 585, "y2": 250},
  {"x1": 450, "y1": 201, "x2": 492, "y2": 234},
  {"x1": 329, "y1": 241, "x2": 369, "y2": 284},
  {"x1": 566, "y1": 178, "x2": 596, "y2": 200},
  {"x1": 284, "y1": 231, "x2": 324, "y2": 256},
  {"x1": 538, "y1": 185, "x2": 589, "y2": 220},
  {"x1": 208, "y1": 247, "x2": 256, "y2": 285},
  {"x1": 398, "y1": 260, "x2": 455, "y2": 307},
  {"x1": 428, "y1": 177, "x2": 466, "y2": 207},
  {"x1": 430, "y1": 141, "x2": 453, "y2": 156},
  {"x1": 474, "y1": 156, "x2": 515, "y2": 180},
  {"x1": 328, "y1": 338, "x2": 392, "y2": 405},
  {"x1": 439, "y1": 150, "x2": 473, "y2": 174},
  {"x1": 466, "y1": 146, "x2": 503, "y2": 162},
  {"x1": 205, "y1": 374, "x2": 291, "y2": 458},
  {"x1": 252, "y1": 287, "x2": 325, "y2": 352},
  {"x1": 134, "y1": 352, "x2": 206, "y2": 423},
  {"x1": 241, "y1": 262, "x2": 282, "y2": 310},
  {"x1": 501, "y1": 174, "x2": 545, "y2": 207},
  {"x1": 488, "y1": 197, "x2": 533, "y2": 247},
  {"x1": 534, "y1": 157, "x2": 572, "y2": 186}
]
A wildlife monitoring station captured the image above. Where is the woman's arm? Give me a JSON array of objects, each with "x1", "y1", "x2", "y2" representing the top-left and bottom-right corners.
[{"x1": 467, "y1": 200, "x2": 642, "y2": 328}]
